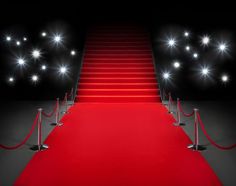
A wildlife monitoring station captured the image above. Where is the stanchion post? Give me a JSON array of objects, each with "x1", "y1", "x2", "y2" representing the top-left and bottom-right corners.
[
  {"x1": 188, "y1": 108, "x2": 206, "y2": 151},
  {"x1": 51, "y1": 98, "x2": 63, "y2": 126},
  {"x1": 63, "y1": 93, "x2": 69, "y2": 114},
  {"x1": 68, "y1": 88, "x2": 74, "y2": 106},
  {"x1": 30, "y1": 108, "x2": 49, "y2": 151},
  {"x1": 174, "y1": 98, "x2": 186, "y2": 126},
  {"x1": 168, "y1": 92, "x2": 173, "y2": 114},
  {"x1": 70, "y1": 88, "x2": 74, "y2": 102},
  {"x1": 162, "y1": 88, "x2": 168, "y2": 106}
]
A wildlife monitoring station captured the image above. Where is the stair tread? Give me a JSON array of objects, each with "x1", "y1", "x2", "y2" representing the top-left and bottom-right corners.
[
  {"x1": 80, "y1": 77, "x2": 156, "y2": 79},
  {"x1": 77, "y1": 95, "x2": 160, "y2": 98},
  {"x1": 78, "y1": 88, "x2": 159, "y2": 90}
]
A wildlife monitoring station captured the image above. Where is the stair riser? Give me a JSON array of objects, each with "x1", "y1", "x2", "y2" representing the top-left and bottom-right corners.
[
  {"x1": 84, "y1": 58, "x2": 153, "y2": 61},
  {"x1": 75, "y1": 97, "x2": 161, "y2": 102},
  {"x1": 77, "y1": 90, "x2": 160, "y2": 95},
  {"x1": 79, "y1": 78, "x2": 157, "y2": 83},
  {"x1": 88, "y1": 34, "x2": 148, "y2": 37},
  {"x1": 80, "y1": 74, "x2": 156, "y2": 78},
  {"x1": 86, "y1": 40, "x2": 150, "y2": 46},
  {"x1": 83, "y1": 59, "x2": 153, "y2": 63},
  {"x1": 86, "y1": 38, "x2": 149, "y2": 42},
  {"x1": 84, "y1": 54, "x2": 152, "y2": 58},
  {"x1": 85, "y1": 50, "x2": 152, "y2": 54},
  {"x1": 81, "y1": 68, "x2": 154, "y2": 73},
  {"x1": 86, "y1": 43, "x2": 150, "y2": 47},
  {"x1": 83, "y1": 64, "x2": 153, "y2": 68},
  {"x1": 78, "y1": 84, "x2": 158, "y2": 89},
  {"x1": 86, "y1": 46, "x2": 151, "y2": 50}
]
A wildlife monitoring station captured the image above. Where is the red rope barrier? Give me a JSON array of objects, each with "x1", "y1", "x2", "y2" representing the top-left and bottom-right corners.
[
  {"x1": 197, "y1": 112, "x2": 236, "y2": 150},
  {"x1": 178, "y1": 101, "x2": 194, "y2": 117},
  {"x1": 42, "y1": 101, "x2": 58, "y2": 118},
  {"x1": 0, "y1": 113, "x2": 39, "y2": 150}
]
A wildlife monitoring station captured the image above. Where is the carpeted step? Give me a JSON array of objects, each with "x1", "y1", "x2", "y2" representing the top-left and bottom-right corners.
[
  {"x1": 84, "y1": 54, "x2": 152, "y2": 58},
  {"x1": 80, "y1": 72, "x2": 156, "y2": 78},
  {"x1": 79, "y1": 77, "x2": 157, "y2": 83},
  {"x1": 77, "y1": 88, "x2": 159, "y2": 95},
  {"x1": 75, "y1": 95, "x2": 161, "y2": 102},
  {"x1": 86, "y1": 46, "x2": 151, "y2": 50},
  {"x1": 86, "y1": 41, "x2": 150, "y2": 45},
  {"x1": 86, "y1": 36, "x2": 149, "y2": 43},
  {"x1": 83, "y1": 59, "x2": 153, "y2": 63},
  {"x1": 85, "y1": 50, "x2": 152, "y2": 54},
  {"x1": 83, "y1": 63, "x2": 153, "y2": 68},
  {"x1": 78, "y1": 82, "x2": 158, "y2": 89},
  {"x1": 85, "y1": 43, "x2": 151, "y2": 47},
  {"x1": 81, "y1": 67, "x2": 154, "y2": 73},
  {"x1": 84, "y1": 57, "x2": 153, "y2": 61}
]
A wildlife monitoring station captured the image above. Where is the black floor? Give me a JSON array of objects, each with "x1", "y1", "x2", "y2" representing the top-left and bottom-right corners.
[{"x1": 0, "y1": 101, "x2": 236, "y2": 185}]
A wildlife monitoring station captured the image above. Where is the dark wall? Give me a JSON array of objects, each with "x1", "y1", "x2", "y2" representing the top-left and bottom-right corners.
[
  {"x1": 150, "y1": 8, "x2": 236, "y2": 100},
  {"x1": 0, "y1": 2, "x2": 235, "y2": 100},
  {"x1": 0, "y1": 3, "x2": 87, "y2": 100}
]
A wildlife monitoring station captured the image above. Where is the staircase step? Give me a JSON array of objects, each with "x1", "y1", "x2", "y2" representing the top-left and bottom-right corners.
[
  {"x1": 86, "y1": 46, "x2": 151, "y2": 50},
  {"x1": 88, "y1": 33, "x2": 149, "y2": 37},
  {"x1": 86, "y1": 43, "x2": 150, "y2": 47},
  {"x1": 86, "y1": 38, "x2": 149, "y2": 42},
  {"x1": 84, "y1": 54, "x2": 152, "y2": 58},
  {"x1": 85, "y1": 50, "x2": 152, "y2": 54},
  {"x1": 77, "y1": 89, "x2": 159, "y2": 95},
  {"x1": 83, "y1": 63, "x2": 153, "y2": 68},
  {"x1": 78, "y1": 83, "x2": 158, "y2": 89},
  {"x1": 84, "y1": 57, "x2": 153, "y2": 61},
  {"x1": 83, "y1": 59, "x2": 153, "y2": 63},
  {"x1": 86, "y1": 41, "x2": 150, "y2": 45},
  {"x1": 75, "y1": 95, "x2": 161, "y2": 102},
  {"x1": 82, "y1": 68, "x2": 154, "y2": 73},
  {"x1": 80, "y1": 72, "x2": 156, "y2": 78},
  {"x1": 79, "y1": 77, "x2": 157, "y2": 83}
]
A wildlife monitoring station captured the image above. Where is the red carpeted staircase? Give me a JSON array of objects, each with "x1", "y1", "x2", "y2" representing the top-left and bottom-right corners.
[{"x1": 75, "y1": 26, "x2": 161, "y2": 102}]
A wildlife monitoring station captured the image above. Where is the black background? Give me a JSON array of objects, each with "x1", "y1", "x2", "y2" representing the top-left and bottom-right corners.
[{"x1": 0, "y1": 1, "x2": 235, "y2": 100}]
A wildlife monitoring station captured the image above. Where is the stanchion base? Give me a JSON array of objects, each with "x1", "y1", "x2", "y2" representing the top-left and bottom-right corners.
[
  {"x1": 188, "y1": 144, "x2": 206, "y2": 151},
  {"x1": 50, "y1": 122, "x2": 63, "y2": 126},
  {"x1": 30, "y1": 144, "x2": 49, "y2": 151},
  {"x1": 173, "y1": 122, "x2": 186, "y2": 126}
]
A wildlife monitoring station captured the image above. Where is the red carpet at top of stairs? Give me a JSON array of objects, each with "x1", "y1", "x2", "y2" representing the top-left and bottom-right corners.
[{"x1": 76, "y1": 25, "x2": 161, "y2": 102}]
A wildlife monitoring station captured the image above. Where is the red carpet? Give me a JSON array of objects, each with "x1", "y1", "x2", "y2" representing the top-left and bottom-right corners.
[
  {"x1": 15, "y1": 103, "x2": 221, "y2": 185},
  {"x1": 15, "y1": 25, "x2": 221, "y2": 185}
]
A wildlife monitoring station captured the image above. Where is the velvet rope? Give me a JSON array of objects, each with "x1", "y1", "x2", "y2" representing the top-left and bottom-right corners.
[
  {"x1": 0, "y1": 113, "x2": 39, "y2": 150},
  {"x1": 42, "y1": 101, "x2": 58, "y2": 118},
  {"x1": 178, "y1": 101, "x2": 194, "y2": 117},
  {"x1": 197, "y1": 112, "x2": 236, "y2": 150}
]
